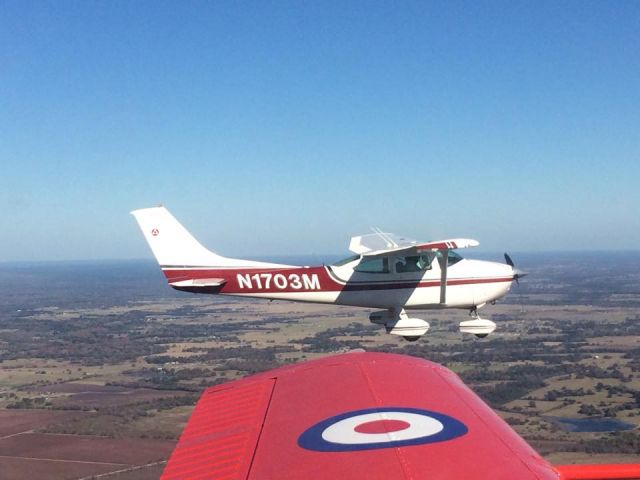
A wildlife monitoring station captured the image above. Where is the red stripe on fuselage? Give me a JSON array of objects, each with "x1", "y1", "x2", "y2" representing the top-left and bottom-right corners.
[{"x1": 161, "y1": 266, "x2": 514, "y2": 294}]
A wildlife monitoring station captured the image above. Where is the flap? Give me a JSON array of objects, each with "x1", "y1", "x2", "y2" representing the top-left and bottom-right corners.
[{"x1": 161, "y1": 379, "x2": 275, "y2": 480}]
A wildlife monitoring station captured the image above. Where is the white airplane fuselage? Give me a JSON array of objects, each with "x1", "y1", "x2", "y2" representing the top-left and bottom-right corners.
[
  {"x1": 131, "y1": 206, "x2": 520, "y2": 339},
  {"x1": 160, "y1": 257, "x2": 515, "y2": 311}
]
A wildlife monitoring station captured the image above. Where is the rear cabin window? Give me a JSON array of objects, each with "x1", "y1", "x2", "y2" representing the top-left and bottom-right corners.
[{"x1": 354, "y1": 257, "x2": 389, "y2": 273}]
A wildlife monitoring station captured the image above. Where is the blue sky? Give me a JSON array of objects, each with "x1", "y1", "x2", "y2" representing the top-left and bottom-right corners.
[{"x1": 1, "y1": 1, "x2": 639, "y2": 261}]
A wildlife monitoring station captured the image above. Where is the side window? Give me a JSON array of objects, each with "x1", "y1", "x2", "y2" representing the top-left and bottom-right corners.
[
  {"x1": 354, "y1": 257, "x2": 389, "y2": 273},
  {"x1": 395, "y1": 254, "x2": 434, "y2": 273}
]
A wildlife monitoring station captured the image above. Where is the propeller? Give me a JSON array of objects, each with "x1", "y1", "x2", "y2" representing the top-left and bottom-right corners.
[
  {"x1": 504, "y1": 253, "x2": 514, "y2": 267},
  {"x1": 504, "y1": 253, "x2": 527, "y2": 284}
]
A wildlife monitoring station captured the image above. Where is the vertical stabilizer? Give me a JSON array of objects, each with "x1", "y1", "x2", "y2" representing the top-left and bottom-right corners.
[
  {"x1": 131, "y1": 206, "x2": 292, "y2": 268},
  {"x1": 131, "y1": 206, "x2": 226, "y2": 266}
]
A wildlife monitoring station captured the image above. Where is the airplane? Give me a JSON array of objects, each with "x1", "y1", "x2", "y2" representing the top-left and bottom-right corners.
[
  {"x1": 160, "y1": 350, "x2": 640, "y2": 480},
  {"x1": 132, "y1": 206, "x2": 525, "y2": 341}
]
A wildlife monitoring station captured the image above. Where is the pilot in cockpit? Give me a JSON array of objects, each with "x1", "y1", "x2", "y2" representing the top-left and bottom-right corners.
[
  {"x1": 396, "y1": 255, "x2": 433, "y2": 273},
  {"x1": 396, "y1": 256, "x2": 419, "y2": 273}
]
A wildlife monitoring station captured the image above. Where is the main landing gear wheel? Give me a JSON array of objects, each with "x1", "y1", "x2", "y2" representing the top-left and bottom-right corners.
[
  {"x1": 371, "y1": 309, "x2": 430, "y2": 340},
  {"x1": 459, "y1": 307, "x2": 496, "y2": 337}
]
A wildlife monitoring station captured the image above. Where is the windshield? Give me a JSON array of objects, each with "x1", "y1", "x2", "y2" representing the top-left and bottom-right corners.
[
  {"x1": 333, "y1": 254, "x2": 360, "y2": 267},
  {"x1": 447, "y1": 251, "x2": 463, "y2": 266},
  {"x1": 434, "y1": 250, "x2": 463, "y2": 266}
]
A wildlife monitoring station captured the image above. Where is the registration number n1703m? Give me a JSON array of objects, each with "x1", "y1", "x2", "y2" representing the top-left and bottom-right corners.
[{"x1": 236, "y1": 273, "x2": 320, "y2": 290}]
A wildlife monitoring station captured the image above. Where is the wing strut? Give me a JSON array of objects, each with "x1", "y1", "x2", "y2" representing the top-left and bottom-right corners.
[{"x1": 439, "y1": 250, "x2": 448, "y2": 304}]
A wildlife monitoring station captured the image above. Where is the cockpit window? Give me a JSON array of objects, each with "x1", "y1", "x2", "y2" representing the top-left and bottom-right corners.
[
  {"x1": 433, "y1": 250, "x2": 463, "y2": 266},
  {"x1": 394, "y1": 254, "x2": 434, "y2": 273},
  {"x1": 447, "y1": 251, "x2": 463, "y2": 266},
  {"x1": 333, "y1": 254, "x2": 360, "y2": 267},
  {"x1": 354, "y1": 257, "x2": 390, "y2": 273}
]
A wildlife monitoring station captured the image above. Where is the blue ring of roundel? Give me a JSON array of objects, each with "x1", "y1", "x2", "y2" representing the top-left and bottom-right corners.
[{"x1": 298, "y1": 406, "x2": 468, "y2": 452}]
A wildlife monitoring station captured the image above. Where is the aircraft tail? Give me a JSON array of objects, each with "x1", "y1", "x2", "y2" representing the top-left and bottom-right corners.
[
  {"x1": 131, "y1": 206, "x2": 290, "y2": 268},
  {"x1": 131, "y1": 206, "x2": 229, "y2": 267}
]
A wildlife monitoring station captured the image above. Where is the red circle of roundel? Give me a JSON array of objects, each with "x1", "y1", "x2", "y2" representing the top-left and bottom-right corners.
[
  {"x1": 151, "y1": 229, "x2": 159, "y2": 236},
  {"x1": 298, "y1": 407, "x2": 467, "y2": 452},
  {"x1": 354, "y1": 419, "x2": 410, "y2": 434}
]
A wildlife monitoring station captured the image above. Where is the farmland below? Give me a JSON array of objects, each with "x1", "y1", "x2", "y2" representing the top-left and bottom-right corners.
[{"x1": 0, "y1": 252, "x2": 639, "y2": 478}]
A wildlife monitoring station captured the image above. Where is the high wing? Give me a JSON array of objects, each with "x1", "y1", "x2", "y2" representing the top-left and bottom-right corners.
[
  {"x1": 161, "y1": 352, "x2": 640, "y2": 480},
  {"x1": 349, "y1": 229, "x2": 479, "y2": 257}
]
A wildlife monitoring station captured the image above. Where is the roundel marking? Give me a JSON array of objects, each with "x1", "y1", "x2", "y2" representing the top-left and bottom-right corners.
[
  {"x1": 151, "y1": 228, "x2": 159, "y2": 236},
  {"x1": 298, "y1": 407, "x2": 468, "y2": 452}
]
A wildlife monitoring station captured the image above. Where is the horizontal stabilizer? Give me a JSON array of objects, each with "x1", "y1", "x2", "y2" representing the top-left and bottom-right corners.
[
  {"x1": 170, "y1": 278, "x2": 226, "y2": 287},
  {"x1": 169, "y1": 278, "x2": 227, "y2": 294}
]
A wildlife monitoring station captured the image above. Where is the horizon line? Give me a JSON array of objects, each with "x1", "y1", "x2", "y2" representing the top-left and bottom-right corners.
[{"x1": 2, "y1": 249, "x2": 640, "y2": 265}]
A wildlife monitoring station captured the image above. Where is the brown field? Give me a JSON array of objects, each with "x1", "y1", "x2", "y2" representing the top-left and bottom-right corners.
[
  {"x1": 47, "y1": 387, "x2": 192, "y2": 409},
  {"x1": 0, "y1": 433, "x2": 175, "y2": 464},
  {"x1": 0, "y1": 410, "x2": 88, "y2": 438},
  {"x1": 0, "y1": 457, "x2": 121, "y2": 480},
  {"x1": 104, "y1": 463, "x2": 167, "y2": 480},
  {"x1": 27, "y1": 383, "x2": 130, "y2": 394},
  {"x1": 0, "y1": 433, "x2": 175, "y2": 480}
]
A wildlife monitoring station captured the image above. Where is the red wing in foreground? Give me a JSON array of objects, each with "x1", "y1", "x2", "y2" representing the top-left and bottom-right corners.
[
  {"x1": 556, "y1": 464, "x2": 640, "y2": 480},
  {"x1": 161, "y1": 352, "x2": 640, "y2": 480}
]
